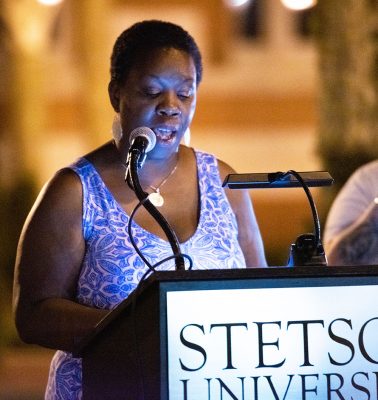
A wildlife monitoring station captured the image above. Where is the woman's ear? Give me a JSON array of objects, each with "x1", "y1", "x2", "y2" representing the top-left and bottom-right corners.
[{"x1": 108, "y1": 81, "x2": 120, "y2": 112}]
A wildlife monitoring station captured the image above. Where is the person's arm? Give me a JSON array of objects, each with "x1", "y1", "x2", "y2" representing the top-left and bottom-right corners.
[
  {"x1": 326, "y1": 198, "x2": 378, "y2": 265},
  {"x1": 13, "y1": 169, "x2": 108, "y2": 352},
  {"x1": 218, "y1": 160, "x2": 267, "y2": 268}
]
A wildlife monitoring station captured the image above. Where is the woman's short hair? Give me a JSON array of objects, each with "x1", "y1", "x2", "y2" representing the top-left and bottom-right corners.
[{"x1": 110, "y1": 20, "x2": 203, "y2": 86}]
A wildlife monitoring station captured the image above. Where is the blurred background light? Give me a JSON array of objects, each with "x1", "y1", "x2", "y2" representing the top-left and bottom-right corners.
[
  {"x1": 37, "y1": 0, "x2": 63, "y2": 6},
  {"x1": 224, "y1": 0, "x2": 251, "y2": 9},
  {"x1": 281, "y1": 0, "x2": 317, "y2": 11}
]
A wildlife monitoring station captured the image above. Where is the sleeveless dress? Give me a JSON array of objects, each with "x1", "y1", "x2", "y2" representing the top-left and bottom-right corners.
[{"x1": 45, "y1": 150, "x2": 246, "y2": 399}]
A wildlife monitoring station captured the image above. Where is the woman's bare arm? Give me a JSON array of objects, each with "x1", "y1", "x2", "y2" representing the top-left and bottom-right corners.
[
  {"x1": 218, "y1": 160, "x2": 267, "y2": 268},
  {"x1": 13, "y1": 169, "x2": 108, "y2": 352}
]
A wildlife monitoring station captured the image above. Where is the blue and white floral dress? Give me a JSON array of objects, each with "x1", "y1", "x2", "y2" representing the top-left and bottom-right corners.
[{"x1": 45, "y1": 150, "x2": 246, "y2": 399}]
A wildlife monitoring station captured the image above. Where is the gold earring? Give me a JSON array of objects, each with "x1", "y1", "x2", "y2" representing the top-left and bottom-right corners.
[
  {"x1": 112, "y1": 113, "x2": 123, "y2": 142},
  {"x1": 182, "y1": 128, "x2": 191, "y2": 146}
]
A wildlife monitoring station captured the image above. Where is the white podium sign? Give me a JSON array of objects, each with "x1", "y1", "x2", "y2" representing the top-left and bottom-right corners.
[{"x1": 166, "y1": 284, "x2": 378, "y2": 399}]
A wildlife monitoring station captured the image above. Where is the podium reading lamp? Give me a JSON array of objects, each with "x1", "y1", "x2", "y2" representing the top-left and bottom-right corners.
[{"x1": 223, "y1": 170, "x2": 334, "y2": 266}]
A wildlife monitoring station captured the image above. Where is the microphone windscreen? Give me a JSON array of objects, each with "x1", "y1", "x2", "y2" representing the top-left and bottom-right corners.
[{"x1": 129, "y1": 127, "x2": 156, "y2": 153}]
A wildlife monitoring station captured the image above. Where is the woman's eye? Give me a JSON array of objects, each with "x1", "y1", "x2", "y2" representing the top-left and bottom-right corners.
[
  {"x1": 143, "y1": 88, "x2": 160, "y2": 97},
  {"x1": 178, "y1": 90, "x2": 192, "y2": 99}
]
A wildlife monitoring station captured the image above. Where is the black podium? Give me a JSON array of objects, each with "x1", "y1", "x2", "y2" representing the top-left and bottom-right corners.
[{"x1": 74, "y1": 265, "x2": 378, "y2": 400}]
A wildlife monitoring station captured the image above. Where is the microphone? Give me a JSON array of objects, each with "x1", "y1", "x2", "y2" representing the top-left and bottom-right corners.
[
  {"x1": 124, "y1": 126, "x2": 186, "y2": 271},
  {"x1": 129, "y1": 126, "x2": 156, "y2": 153},
  {"x1": 128, "y1": 127, "x2": 156, "y2": 169}
]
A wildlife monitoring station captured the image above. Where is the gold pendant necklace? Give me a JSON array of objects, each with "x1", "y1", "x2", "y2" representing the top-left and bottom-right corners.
[
  {"x1": 148, "y1": 190, "x2": 165, "y2": 207},
  {"x1": 147, "y1": 163, "x2": 178, "y2": 207},
  {"x1": 121, "y1": 160, "x2": 178, "y2": 207}
]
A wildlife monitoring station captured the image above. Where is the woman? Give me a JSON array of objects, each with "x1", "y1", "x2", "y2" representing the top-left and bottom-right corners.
[{"x1": 13, "y1": 20, "x2": 267, "y2": 398}]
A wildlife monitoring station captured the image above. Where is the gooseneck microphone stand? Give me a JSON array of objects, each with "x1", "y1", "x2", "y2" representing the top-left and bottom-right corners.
[{"x1": 125, "y1": 146, "x2": 186, "y2": 271}]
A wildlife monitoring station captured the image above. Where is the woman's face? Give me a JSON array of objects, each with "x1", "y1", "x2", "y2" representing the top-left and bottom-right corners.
[{"x1": 111, "y1": 47, "x2": 197, "y2": 160}]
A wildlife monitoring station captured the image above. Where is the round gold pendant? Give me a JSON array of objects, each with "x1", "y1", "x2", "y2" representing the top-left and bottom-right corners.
[{"x1": 148, "y1": 192, "x2": 164, "y2": 207}]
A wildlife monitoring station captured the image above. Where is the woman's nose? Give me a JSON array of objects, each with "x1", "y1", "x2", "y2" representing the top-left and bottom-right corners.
[{"x1": 156, "y1": 93, "x2": 181, "y2": 117}]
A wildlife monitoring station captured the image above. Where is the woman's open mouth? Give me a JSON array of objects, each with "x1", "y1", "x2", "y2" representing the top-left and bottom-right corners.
[{"x1": 153, "y1": 127, "x2": 177, "y2": 145}]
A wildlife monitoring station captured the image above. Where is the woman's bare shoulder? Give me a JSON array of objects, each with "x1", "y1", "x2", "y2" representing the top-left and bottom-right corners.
[
  {"x1": 34, "y1": 167, "x2": 83, "y2": 211},
  {"x1": 216, "y1": 158, "x2": 236, "y2": 181}
]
